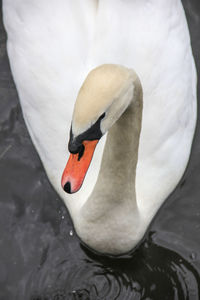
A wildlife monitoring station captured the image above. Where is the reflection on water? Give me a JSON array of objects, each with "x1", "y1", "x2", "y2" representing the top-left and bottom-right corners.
[{"x1": 25, "y1": 233, "x2": 200, "y2": 300}]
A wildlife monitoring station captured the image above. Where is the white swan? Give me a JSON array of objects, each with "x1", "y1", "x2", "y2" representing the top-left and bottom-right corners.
[{"x1": 3, "y1": 0, "x2": 197, "y2": 254}]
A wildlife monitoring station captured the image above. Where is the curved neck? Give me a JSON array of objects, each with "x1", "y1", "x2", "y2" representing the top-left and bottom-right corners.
[
  {"x1": 74, "y1": 76, "x2": 145, "y2": 254},
  {"x1": 82, "y1": 77, "x2": 143, "y2": 218}
]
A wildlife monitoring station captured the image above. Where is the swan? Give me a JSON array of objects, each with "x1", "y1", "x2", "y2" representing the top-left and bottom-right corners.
[{"x1": 2, "y1": 0, "x2": 197, "y2": 254}]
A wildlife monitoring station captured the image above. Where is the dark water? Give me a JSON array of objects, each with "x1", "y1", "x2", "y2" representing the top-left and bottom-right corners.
[{"x1": 0, "y1": 0, "x2": 200, "y2": 299}]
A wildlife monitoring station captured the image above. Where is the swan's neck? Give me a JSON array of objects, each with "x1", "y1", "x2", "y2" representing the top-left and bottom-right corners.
[
  {"x1": 75, "y1": 78, "x2": 144, "y2": 254},
  {"x1": 90, "y1": 79, "x2": 142, "y2": 209}
]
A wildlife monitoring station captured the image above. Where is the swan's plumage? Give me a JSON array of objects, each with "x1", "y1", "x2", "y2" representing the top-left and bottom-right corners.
[{"x1": 3, "y1": 0, "x2": 197, "y2": 253}]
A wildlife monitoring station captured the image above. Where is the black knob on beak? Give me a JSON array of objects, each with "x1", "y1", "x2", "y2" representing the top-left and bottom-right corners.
[{"x1": 68, "y1": 139, "x2": 82, "y2": 154}]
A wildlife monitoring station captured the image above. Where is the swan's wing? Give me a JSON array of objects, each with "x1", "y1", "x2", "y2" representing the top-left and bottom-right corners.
[
  {"x1": 91, "y1": 0, "x2": 197, "y2": 215},
  {"x1": 2, "y1": 0, "x2": 103, "y2": 213},
  {"x1": 3, "y1": 0, "x2": 97, "y2": 137}
]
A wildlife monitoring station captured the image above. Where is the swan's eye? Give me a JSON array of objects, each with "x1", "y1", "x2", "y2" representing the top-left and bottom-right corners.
[
  {"x1": 99, "y1": 112, "x2": 106, "y2": 120},
  {"x1": 69, "y1": 112, "x2": 106, "y2": 153}
]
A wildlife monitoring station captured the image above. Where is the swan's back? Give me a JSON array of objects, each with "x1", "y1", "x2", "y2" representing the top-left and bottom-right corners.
[{"x1": 3, "y1": 0, "x2": 197, "y2": 216}]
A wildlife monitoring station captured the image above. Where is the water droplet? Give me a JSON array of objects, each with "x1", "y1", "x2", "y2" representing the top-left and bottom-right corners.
[
  {"x1": 69, "y1": 230, "x2": 73, "y2": 236},
  {"x1": 190, "y1": 252, "x2": 196, "y2": 260},
  {"x1": 132, "y1": 282, "x2": 141, "y2": 292},
  {"x1": 61, "y1": 215, "x2": 65, "y2": 219},
  {"x1": 150, "y1": 284, "x2": 156, "y2": 291}
]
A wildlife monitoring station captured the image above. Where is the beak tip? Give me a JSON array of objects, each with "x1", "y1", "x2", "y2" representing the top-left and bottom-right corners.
[{"x1": 63, "y1": 181, "x2": 72, "y2": 194}]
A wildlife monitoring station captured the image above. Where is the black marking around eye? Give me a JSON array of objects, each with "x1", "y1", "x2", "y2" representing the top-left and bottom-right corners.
[{"x1": 68, "y1": 113, "x2": 105, "y2": 154}]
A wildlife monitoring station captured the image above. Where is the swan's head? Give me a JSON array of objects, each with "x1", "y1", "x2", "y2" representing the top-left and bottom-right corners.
[{"x1": 61, "y1": 64, "x2": 135, "y2": 194}]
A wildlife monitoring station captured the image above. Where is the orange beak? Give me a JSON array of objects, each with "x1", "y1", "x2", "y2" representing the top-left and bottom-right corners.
[{"x1": 61, "y1": 140, "x2": 99, "y2": 193}]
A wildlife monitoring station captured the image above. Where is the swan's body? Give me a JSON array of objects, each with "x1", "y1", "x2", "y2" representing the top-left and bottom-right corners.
[{"x1": 3, "y1": 0, "x2": 197, "y2": 254}]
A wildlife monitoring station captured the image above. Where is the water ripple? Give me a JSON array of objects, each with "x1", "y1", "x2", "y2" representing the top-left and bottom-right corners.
[{"x1": 25, "y1": 236, "x2": 200, "y2": 300}]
